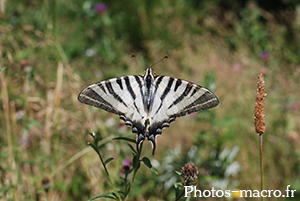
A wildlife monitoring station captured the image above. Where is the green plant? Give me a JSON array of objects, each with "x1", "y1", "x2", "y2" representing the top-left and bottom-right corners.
[{"x1": 87, "y1": 130, "x2": 158, "y2": 201}]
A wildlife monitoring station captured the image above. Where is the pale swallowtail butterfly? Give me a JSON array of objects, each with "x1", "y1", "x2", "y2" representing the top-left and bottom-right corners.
[{"x1": 78, "y1": 58, "x2": 219, "y2": 155}]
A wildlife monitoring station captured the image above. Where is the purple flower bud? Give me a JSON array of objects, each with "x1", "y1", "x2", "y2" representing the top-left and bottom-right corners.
[
  {"x1": 260, "y1": 51, "x2": 271, "y2": 62},
  {"x1": 121, "y1": 158, "x2": 131, "y2": 173},
  {"x1": 290, "y1": 101, "x2": 299, "y2": 112},
  {"x1": 123, "y1": 158, "x2": 131, "y2": 167},
  {"x1": 94, "y1": 3, "x2": 107, "y2": 14}
]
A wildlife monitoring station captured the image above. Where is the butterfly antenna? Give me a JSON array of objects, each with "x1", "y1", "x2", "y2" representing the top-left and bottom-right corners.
[
  {"x1": 131, "y1": 55, "x2": 148, "y2": 68},
  {"x1": 149, "y1": 56, "x2": 168, "y2": 68},
  {"x1": 131, "y1": 55, "x2": 168, "y2": 68}
]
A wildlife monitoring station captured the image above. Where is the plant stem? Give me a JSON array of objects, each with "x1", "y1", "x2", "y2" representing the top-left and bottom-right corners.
[
  {"x1": 124, "y1": 144, "x2": 143, "y2": 201},
  {"x1": 96, "y1": 146, "x2": 122, "y2": 201},
  {"x1": 124, "y1": 173, "x2": 128, "y2": 195},
  {"x1": 260, "y1": 134, "x2": 264, "y2": 201},
  {"x1": 0, "y1": 71, "x2": 18, "y2": 199},
  {"x1": 175, "y1": 190, "x2": 185, "y2": 201},
  {"x1": 175, "y1": 181, "x2": 191, "y2": 201}
]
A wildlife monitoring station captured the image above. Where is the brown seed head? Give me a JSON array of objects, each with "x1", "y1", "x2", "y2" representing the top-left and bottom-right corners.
[
  {"x1": 181, "y1": 163, "x2": 198, "y2": 183},
  {"x1": 20, "y1": 60, "x2": 32, "y2": 73},
  {"x1": 288, "y1": 131, "x2": 298, "y2": 143},
  {"x1": 41, "y1": 177, "x2": 51, "y2": 193},
  {"x1": 254, "y1": 73, "x2": 266, "y2": 134}
]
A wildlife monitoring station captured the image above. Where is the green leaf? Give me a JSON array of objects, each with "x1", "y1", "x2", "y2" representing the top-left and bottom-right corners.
[
  {"x1": 141, "y1": 157, "x2": 158, "y2": 175},
  {"x1": 113, "y1": 137, "x2": 136, "y2": 143},
  {"x1": 104, "y1": 157, "x2": 114, "y2": 165},
  {"x1": 38, "y1": 155, "x2": 55, "y2": 170},
  {"x1": 141, "y1": 157, "x2": 151, "y2": 167},
  {"x1": 132, "y1": 155, "x2": 140, "y2": 171},
  {"x1": 88, "y1": 192, "x2": 119, "y2": 201},
  {"x1": 87, "y1": 130, "x2": 96, "y2": 140},
  {"x1": 21, "y1": 159, "x2": 43, "y2": 167},
  {"x1": 127, "y1": 143, "x2": 137, "y2": 154},
  {"x1": 23, "y1": 118, "x2": 42, "y2": 132},
  {"x1": 174, "y1": 184, "x2": 180, "y2": 198},
  {"x1": 175, "y1": 171, "x2": 182, "y2": 176},
  {"x1": 0, "y1": 67, "x2": 6, "y2": 73},
  {"x1": 0, "y1": 151, "x2": 8, "y2": 158},
  {"x1": 87, "y1": 142, "x2": 99, "y2": 155},
  {"x1": 117, "y1": 191, "x2": 125, "y2": 198},
  {"x1": 0, "y1": 185, "x2": 12, "y2": 193},
  {"x1": 174, "y1": 182, "x2": 183, "y2": 188}
]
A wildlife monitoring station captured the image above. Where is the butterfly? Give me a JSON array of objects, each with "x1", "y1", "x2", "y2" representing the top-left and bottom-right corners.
[{"x1": 78, "y1": 56, "x2": 219, "y2": 155}]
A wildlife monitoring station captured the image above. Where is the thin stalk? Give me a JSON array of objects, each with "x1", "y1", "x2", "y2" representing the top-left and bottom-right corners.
[
  {"x1": 0, "y1": 71, "x2": 18, "y2": 199},
  {"x1": 124, "y1": 144, "x2": 143, "y2": 201},
  {"x1": 124, "y1": 173, "x2": 128, "y2": 195},
  {"x1": 260, "y1": 134, "x2": 264, "y2": 201},
  {"x1": 46, "y1": 192, "x2": 49, "y2": 201},
  {"x1": 50, "y1": 137, "x2": 113, "y2": 178},
  {"x1": 175, "y1": 180, "x2": 192, "y2": 201},
  {"x1": 175, "y1": 190, "x2": 185, "y2": 201},
  {"x1": 95, "y1": 145, "x2": 122, "y2": 201}
]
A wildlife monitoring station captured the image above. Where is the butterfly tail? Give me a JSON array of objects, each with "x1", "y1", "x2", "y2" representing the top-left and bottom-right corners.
[
  {"x1": 147, "y1": 133, "x2": 157, "y2": 155},
  {"x1": 136, "y1": 133, "x2": 145, "y2": 153},
  {"x1": 131, "y1": 121, "x2": 146, "y2": 154}
]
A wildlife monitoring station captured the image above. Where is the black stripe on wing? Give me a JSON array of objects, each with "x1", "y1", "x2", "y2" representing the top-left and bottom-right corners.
[
  {"x1": 174, "y1": 79, "x2": 182, "y2": 92},
  {"x1": 124, "y1": 76, "x2": 136, "y2": 100},
  {"x1": 134, "y1": 75, "x2": 145, "y2": 111},
  {"x1": 105, "y1": 81, "x2": 128, "y2": 107},
  {"x1": 116, "y1": 77, "x2": 123, "y2": 90},
  {"x1": 78, "y1": 87, "x2": 123, "y2": 115},
  {"x1": 148, "y1": 76, "x2": 164, "y2": 112},
  {"x1": 160, "y1": 77, "x2": 174, "y2": 100},
  {"x1": 172, "y1": 87, "x2": 219, "y2": 117},
  {"x1": 183, "y1": 90, "x2": 219, "y2": 112},
  {"x1": 153, "y1": 77, "x2": 174, "y2": 115},
  {"x1": 97, "y1": 82, "x2": 107, "y2": 94},
  {"x1": 167, "y1": 82, "x2": 193, "y2": 109}
]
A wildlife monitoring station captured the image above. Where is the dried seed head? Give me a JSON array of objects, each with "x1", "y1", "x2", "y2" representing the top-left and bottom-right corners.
[
  {"x1": 20, "y1": 60, "x2": 32, "y2": 74},
  {"x1": 288, "y1": 131, "x2": 298, "y2": 143},
  {"x1": 254, "y1": 73, "x2": 266, "y2": 134},
  {"x1": 41, "y1": 177, "x2": 50, "y2": 193},
  {"x1": 181, "y1": 163, "x2": 198, "y2": 183}
]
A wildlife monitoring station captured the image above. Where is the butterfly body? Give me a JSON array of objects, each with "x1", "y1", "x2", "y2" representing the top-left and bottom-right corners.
[{"x1": 78, "y1": 67, "x2": 219, "y2": 155}]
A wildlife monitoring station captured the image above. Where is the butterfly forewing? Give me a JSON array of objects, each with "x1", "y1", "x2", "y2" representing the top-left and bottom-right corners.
[
  {"x1": 151, "y1": 76, "x2": 219, "y2": 117},
  {"x1": 79, "y1": 76, "x2": 134, "y2": 114},
  {"x1": 169, "y1": 81, "x2": 219, "y2": 117}
]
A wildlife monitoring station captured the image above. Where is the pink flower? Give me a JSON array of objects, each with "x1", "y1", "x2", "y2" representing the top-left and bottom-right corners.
[
  {"x1": 94, "y1": 3, "x2": 107, "y2": 14},
  {"x1": 123, "y1": 158, "x2": 131, "y2": 167},
  {"x1": 121, "y1": 158, "x2": 131, "y2": 173},
  {"x1": 260, "y1": 51, "x2": 271, "y2": 62}
]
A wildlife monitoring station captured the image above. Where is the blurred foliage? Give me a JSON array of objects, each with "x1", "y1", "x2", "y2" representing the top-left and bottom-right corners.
[{"x1": 1, "y1": 0, "x2": 300, "y2": 200}]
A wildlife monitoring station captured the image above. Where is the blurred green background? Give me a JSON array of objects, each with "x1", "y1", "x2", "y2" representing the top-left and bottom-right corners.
[{"x1": 1, "y1": 0, "x2": 300, "y2": 200}]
